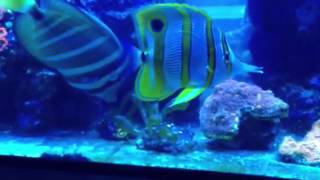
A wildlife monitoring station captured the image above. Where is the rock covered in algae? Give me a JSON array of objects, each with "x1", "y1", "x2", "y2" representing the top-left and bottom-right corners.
[
  {"x1": 136, "y1": 122, "x2": 195, "y2": 154},
  {"x1": 199, "y1": 80, "x2": 289, "y2": 144},
  {"x1": 279, "y1": 119, "x2": 320, "y2": 165}
]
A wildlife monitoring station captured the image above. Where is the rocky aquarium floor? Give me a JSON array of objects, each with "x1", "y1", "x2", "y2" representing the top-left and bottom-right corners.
[{"x1": 0, "y1": 133, "x2": 319, "y2": 180}]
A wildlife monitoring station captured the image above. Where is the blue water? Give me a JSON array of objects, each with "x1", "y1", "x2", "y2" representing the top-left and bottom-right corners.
[{"x1": 0, "y1": 0, "x2": 320, "y2": 179}]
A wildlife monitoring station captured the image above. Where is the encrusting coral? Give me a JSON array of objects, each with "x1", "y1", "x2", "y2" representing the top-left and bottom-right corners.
[
  {"x1": 279, "y1": 119, "x2": 320, "y2": 165},
  {"x1": 200, "y1": 80, "x2": 289, "y2": 141}
]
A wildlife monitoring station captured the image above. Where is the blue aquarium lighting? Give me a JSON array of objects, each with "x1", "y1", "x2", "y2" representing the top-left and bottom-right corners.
[{"x1": 0, "y1": 0, "x2": 320, "y2": 179}]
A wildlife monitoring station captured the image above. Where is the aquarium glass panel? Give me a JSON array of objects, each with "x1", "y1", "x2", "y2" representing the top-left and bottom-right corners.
[{"x1": 0, "y1": 0, "x2": 320, "y2": 179}]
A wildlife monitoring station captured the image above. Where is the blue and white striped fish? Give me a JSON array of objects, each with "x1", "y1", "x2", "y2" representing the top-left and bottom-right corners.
[
  {"x1": 0, "y1": 0, "x2": 140, "y2": 105},
  {"x1": 133, "y1": 4, "x2": 263, "y2": 107}
]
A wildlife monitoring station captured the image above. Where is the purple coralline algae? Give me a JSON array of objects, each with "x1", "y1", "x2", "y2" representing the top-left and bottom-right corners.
[
  {"x1": 0, "y1": 8, "x2": 18, "y2": 80},
  {"x1": 0, "y1": 26, "x2": 8, "y2": 52},
  {"x1": 279, "y1": 119, "x2": 320, "y2": 165},
  {"x1": 199, "y1": 80, "x2": 289, "y2": 145},
  {"x1": 0, "y1": 9, "x2": 14, "y2": 56}
]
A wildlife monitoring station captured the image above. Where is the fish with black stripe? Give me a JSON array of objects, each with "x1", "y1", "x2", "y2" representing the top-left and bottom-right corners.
[
  {"x1": 133, "y1": 4, "x2": 263, "y2": 108},
  {"x1": 0, "y1": 0, "x2": 142, "y2": 138}
]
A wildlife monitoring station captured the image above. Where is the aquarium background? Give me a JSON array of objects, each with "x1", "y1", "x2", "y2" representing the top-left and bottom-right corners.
[{"x1": 0, "y1": 0, "x2": 320, "y2": 179}]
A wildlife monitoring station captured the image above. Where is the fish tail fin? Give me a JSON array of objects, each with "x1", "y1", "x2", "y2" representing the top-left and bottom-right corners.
[
  {"x1": 0, "y1": 0, "x2": 36, "y2": 13},
  {"x1": 238, "y1": 60, "x2": 264, "y2": 74},
  {"x1": 230, "y1": 47, "x2": 264, "y2": 76},
  {"x1": 232, "y1": 59, "x2": 264, "y2": 79}
]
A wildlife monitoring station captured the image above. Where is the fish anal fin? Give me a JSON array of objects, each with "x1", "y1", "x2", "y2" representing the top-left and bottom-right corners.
[{"x1": 170, "y1": 87, "x2": 206, "y2": 107}]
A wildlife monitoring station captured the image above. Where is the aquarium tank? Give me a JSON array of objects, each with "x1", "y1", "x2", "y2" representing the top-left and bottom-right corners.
[{"x1": 0, "y1": 0, "x2": 320, "y2": 179}]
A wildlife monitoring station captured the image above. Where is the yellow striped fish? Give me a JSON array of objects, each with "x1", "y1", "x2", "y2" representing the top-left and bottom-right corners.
[
  {"x1": 133, "y1": 4, "x2": 263, "y2": 107},
  {"x1": 0, "y1": 0, "x2": 139, "y2": 104}
]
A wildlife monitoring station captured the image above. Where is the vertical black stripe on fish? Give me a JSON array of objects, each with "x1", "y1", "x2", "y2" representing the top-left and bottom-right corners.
[
  {"x1": 64, "y1": 52, "x2": 126, "y2": 85},
  {"x1": 154, "y1": 22, "x2": 166, "y2": 91},
  {"x1": 68, "y1": 54, "x2": 130, "y2": 92},
  {"x1": 221, "y1": 32, "x2": 233, "y2": 75},
  {"x1": 108, "y1": 66, "x2": 138, "y2": 118},
  {"x1": 184, "y1": 6, "x2": 216, "y2": 87},
  {"x1": 93, "y1": 76, "x2": 127, "y2": 103},
  {"x1": 206, "y1": 18, "x2": 216, "y2": 87},
  {"x1": 58, "y1": 49, "x2": 123, "y2": 77},
  {"x1": 36, "y1": 15, "x2": 70, "y2": 37},
  {"x1": 185, "y1": 7, "x2": 209, "y2": 86},
  {"x1": 43, "y1": 36, "x2": 107, "y2": 62},
  {"x1": 162, "y1": 8, "x2": 184, "y2": 90},
  {"x1": 34, "y1": 13, "x2": 83, "y2": 45},
  {"x1": 176, "y1": 7, "x2": 192, "y2": 87},
  {"x1": 38, "y1": 24, "x2": 90, "y2": 49},
  {"x1": 33, "y1": 14, "x2": 120, "y2": 69},
  {"x1": 48, "y1": 34, "x2": 118, "y2": 69}
]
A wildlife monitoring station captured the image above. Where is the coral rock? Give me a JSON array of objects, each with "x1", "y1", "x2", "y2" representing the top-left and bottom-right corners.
[
  {"x1": 279, "y1": 120, "x2": 320, "y2": 165},
  {"x1": 200, "y1": 80, "x2": 289, "y2": 142},
  {"x1": 136, "y1": 122, "x2": 195, "y2": 154}
]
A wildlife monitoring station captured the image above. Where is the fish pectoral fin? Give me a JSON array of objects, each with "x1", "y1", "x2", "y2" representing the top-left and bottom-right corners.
[
  {"x1": 135, "y1": 64, "x2": 174, "y2": 101},
  {"x1": 169, "y1": 87, "x2": 206, "y2": 107}
]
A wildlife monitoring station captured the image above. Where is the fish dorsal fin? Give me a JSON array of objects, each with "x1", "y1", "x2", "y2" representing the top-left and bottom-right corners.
[
  {"x1": 135, "y1": 3, "x2": 208, "y2": 28},
  {"x1": 169, "y1": 87, "x2": 206, "y2": 107},
  {"x1": 144, "y1": 3, "x2": 208, "y2": 17},
  {"x1": 135, "y1": 63, "x2": 175, "y2": 102}
]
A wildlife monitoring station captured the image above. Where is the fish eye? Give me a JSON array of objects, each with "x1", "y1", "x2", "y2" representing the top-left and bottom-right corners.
[
  {"x1": 151, "y1": 19, "x2": 164, "y2": 32},
  {"x1": 141, "y1": 52, "x2": 147, "y2": 62}
]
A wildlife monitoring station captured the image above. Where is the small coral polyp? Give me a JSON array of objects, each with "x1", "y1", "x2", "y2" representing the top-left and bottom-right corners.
[{"x1": 0, "y1": 27, "x2": 8, "y2": 52}]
